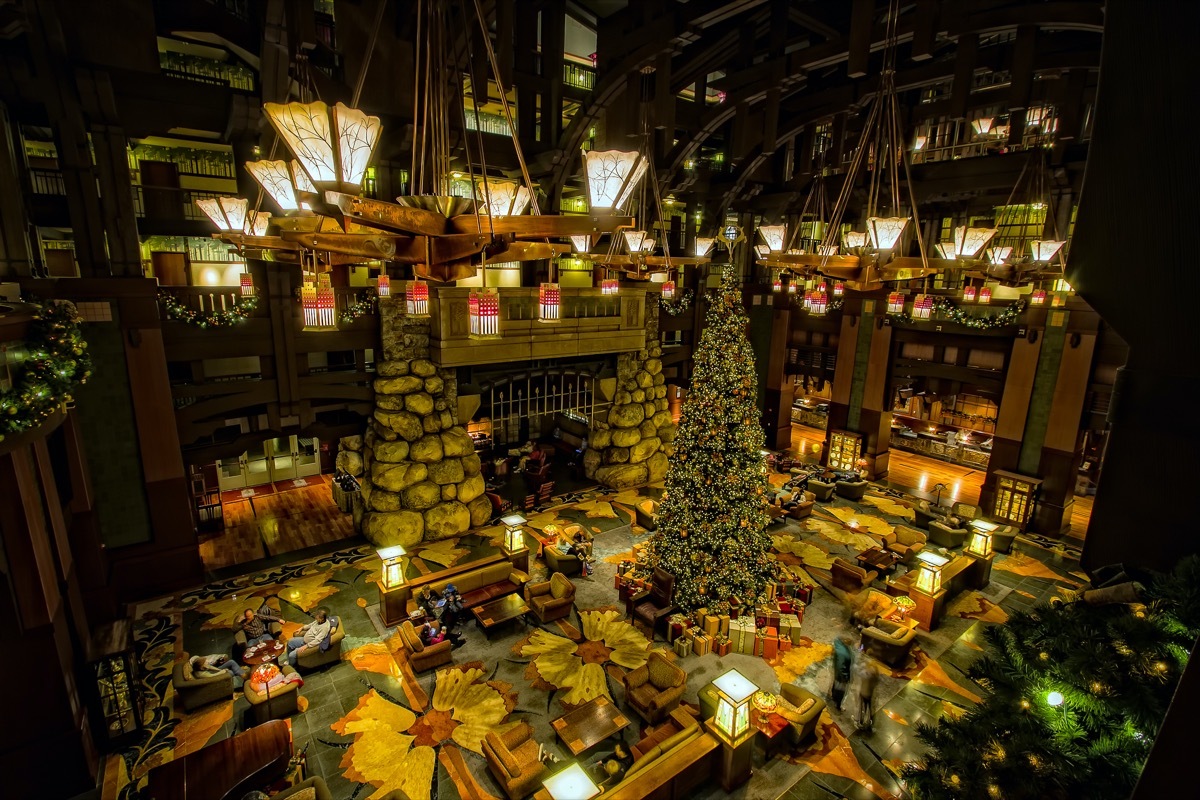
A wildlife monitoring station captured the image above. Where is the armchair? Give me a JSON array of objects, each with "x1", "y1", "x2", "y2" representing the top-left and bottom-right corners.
[
  {"x1": 243, "y1": 664, "x2": 301, "y2": 724},
  {"x1": 543, "y1": 529, "x2": 591, "y2": 577},
  {"x1": 860, "y1": 618, "x2": 917, "y2": 666},
  {"x1": 234, "y1": 602, "x2": 284, "y2": 652},
  {"x1": 399, "y1": 620, "x2": 453, "y2": 672},
  {"x1": 881, "y1": 525, "x2": 926, "y2": 563},
  {"x1": 831, "y1": 558, "x2": 878, "y2": 593},
  {"x1": 623, "y1": 651, "x2": 687, "y2": 723},
  {"x1": 296, "y1": 615, "x2": 344, "y2": 671},
  {"x1": 779, "y1": 684, "x2": 825, "y2": 747},
  {"x1": 172, "y1": 652, "x2": 233, "y2": 712},
  {"x1": 635, "y1": 499, "x2": 659, "y2": 531},
  {"x1": 628, "y1": 568, "x2": 678, "y2": 640},
  {"x1": 786, "y1": 491, "x2": 816, "y2": 520},
  {"x1": 835, "y1": 479, "x2": 870, "y2": 500},
  {"x1": 809, "y1": 477, "x2": 837, "y2": 501},
  {"x1": 851, "y1": 588, "x2": 896, "y2": 628},
  {"x1": 928, "y1": 519, "x2": 968, "y2": 549},
  {"x1": 991, "y1": 524, "x2": 1019, "y2": 554},
  {"x1": 525, "y1": 573, "x2": 575, "y2": 623},
  {"x1": 482, "y1": 722, "x2": 546, "y2": 800},
  {"x1": 914, "y1": 500, "x2": 942, "y2": 529}
]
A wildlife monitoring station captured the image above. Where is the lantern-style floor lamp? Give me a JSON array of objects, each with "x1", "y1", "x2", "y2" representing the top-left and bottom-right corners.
[
  {"x1": 965, "y1": 519, "x2": 997, "y2": 588},
  {"x1": 704, "y1": 669, "x2": 758, "y2": 791},
  {"x1": 910, "y1": 551, "x2": 950, "y2": 632},
  {"x1": 501, "y1": 513, "x2": 530, "y2": 573},
  {"x1": 378, "y1": 545, "x2": 409, "y2": 627}
]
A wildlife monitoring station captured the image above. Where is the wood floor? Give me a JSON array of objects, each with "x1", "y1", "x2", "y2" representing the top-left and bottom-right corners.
[
  {"x1": 789, "y1": 423, "x2": 1092, "y2": 540},
  {"x1": 198, "y1": 474, "x2": 355, "y2": 572}
]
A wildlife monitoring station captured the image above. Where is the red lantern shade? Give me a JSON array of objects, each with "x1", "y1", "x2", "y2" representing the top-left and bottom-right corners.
[
  {"x1": 979, "y1": 286, "x2": 992, "y2": 304},
  {"x1": 772, "y1": 276, "x2": 782, "y2": 293},
  {"x1": 250, "y1": 663, "x2": 281, "y2": 691},
  {"x1": 240, "y1": 273, "x2": 255, "y2": 297},
  {"x1": 887, "y1": 291, "x2": 905, "y2": 314},
  {"x1": 809, "y1": 292, "x2": 828, "y2": 315},
  {"x1": 302, "y1": 282, "x2": 318, "y2": 328},
  {"x1": 469, "y1": 290, "x2": 499, "y2": 336},
  {"x1": 1030, "y1": 289, "x2": 1046, "y2": 305},
  {"x1": 406, "y1": 280, "x2": 429, "y2": 316},
  {"x1": 833, "y1": 282, "x2": 844, "y2": 297},
  {"x1": 963, "y1": 285, "x2": 977, "y2": 303},
  {"x1": 912, "y1": 294, "x2": 934, "y2": 320},
  {"x1": 377, "y1": 274, "x2": 390, "y2": 297},
  {"x1": 539, "y1": 282, "x2": 561, "y2": 321},
  {"x1": 317, "y1": 274, "x2": 335, "y2": 328},
  {"x1": 601, "y1": 278, "x2": 619, "y2": 295},
  {"x1": 661, "y1": 279, "x2": 676, "y2": 299}
]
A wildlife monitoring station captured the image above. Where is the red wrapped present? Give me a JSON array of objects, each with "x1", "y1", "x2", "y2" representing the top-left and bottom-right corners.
[
  {"x1": 760, "y1": 626, "x2": 779, "y2": 660},
  {"x1": 715, "y1": 637, "x2": 731, "y2": 657},
  {"x1": 780, "y1": 639, "x2": 792, "y2": 652}
]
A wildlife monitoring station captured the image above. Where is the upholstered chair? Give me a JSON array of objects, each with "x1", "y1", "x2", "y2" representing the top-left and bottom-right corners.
[
  {"x1": 628, "y1": 568, "x2": 678, "y2": 640},
  {"x1": 482, "y1": 722, "x2": 546, "y2": 800},
  {"x1": 779, "y1": 683, "x2": 826, "y2": 746},
  {"x1": 623, "y1": 651, "x2": 687, "y2": 723},
  {"x1": 399, "y1": 620, "x2": 453, "y2": 672},
  {"x1": 525, "y1": 573, "x2": 575, "y2": 623}
]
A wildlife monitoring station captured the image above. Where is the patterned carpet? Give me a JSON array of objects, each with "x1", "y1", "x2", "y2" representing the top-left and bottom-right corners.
[{"x1": 103, "y1": 479, "x2": 1086, "y2": 800}]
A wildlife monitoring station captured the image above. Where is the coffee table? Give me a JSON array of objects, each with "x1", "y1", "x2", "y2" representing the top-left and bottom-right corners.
[
  {"x1": 856, "y1": 546, "x2": 900, "y2": 574},
  {"x1": 242, "y1": 639, "x2": 286, "y2": 666},
  {"x1": 551, "y1": 696, "x2": 633, "y2": 757},
  {"x1": 472, "y1": 593, "x2": 531, "y2": 637}
]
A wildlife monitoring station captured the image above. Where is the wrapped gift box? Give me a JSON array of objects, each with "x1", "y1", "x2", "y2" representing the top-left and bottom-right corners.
[
  {"x1": 755, "y1": 604, "x2": 781, "y2": 630},
  {"x1": 718, "y1": 614, "x2": 730, "y2": 638},
  {"x1": 667, "y1": 614, "x2": 688, "y2": 643},
  {"x1": 779, "y1": 613, "x2": 803, "y2": 644},
  {"x1": 702, "y1": 614, "x2": 720, "y2": 638},
  {"x1": 780, "y1": 639, "x2": 792, "y2": 652},
  {"x1": 729, "y1": 597, "x2": 742, "y2": 619},
  {"x1": 764, "y1": 583, "x2": 777, "y2": 601},
  {"x1": 715, "y1": 637, "x2": 731, "y2": 657},
  {"x1": 692, "y1": 633, "x2": 712, "y2": 656},
  {"x1": 756, "y1": 626, "x2": 779, "y2": 660},
  {"x1": 730, "y1": 617, "x2": 756, "y2": 654},
  {"x1": 673, "y1": 636, "x2": 692, "y2": 658}
]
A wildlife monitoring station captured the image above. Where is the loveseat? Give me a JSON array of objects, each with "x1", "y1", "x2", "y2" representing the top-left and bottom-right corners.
[
  {"x1": 624, "y1": 651, "x2": 686, "y2": 723},
  {"x1": 808, "y1": 476, "x2": 837, "y2": 501},
  {"x1": 831, "y1": 558, "x2": 878, "y2": 592},
  {"x1": 914, "y1": 500, "x2": 941, "y2": 529},
  {"x1": 928, "y1": 519, "x2": 969, "y2": 549},
  {"x1": 399, "y1": 620, "x2": 453, "y2": 672},
  {"x1": 835, "y1": 478, "x2": 869, "y2": 500},
  {"x1": 860, "y1": 618, "x2": 917, "y2": 665},
  {"x1": 483, "y1": 721, "x2": 546, "y2": 800},
  {"x1": 525, "y1": 573, "x2": 575, "y2": 623},
  {"x1": 172, "y1": 652, "x2": 234, "y2": 711},
  {"x1": 405, "y1": 554, "x2": 529, "y2": 615}
]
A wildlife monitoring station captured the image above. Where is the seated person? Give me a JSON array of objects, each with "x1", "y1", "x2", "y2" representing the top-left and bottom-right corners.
[
  {"x1": 566, "y1": 532, "x2": 594, "y2": 577},
  {"x1": 284, "y1": 607, "x2": 332, "y2": 666},
  {"x1": 790, "y1": 474, "x2": 810, "y2": 493},
  {"x1": 237, "y1": 604, "x2": 280, "y2": 647},
  {"x1": 189, "y1": 653, "x2": 245, "y2": 688},
  {"x1": 440, "y1": 584, "x2": 466, "y2": 632},
  {"x1": 416, "y1": 586, "x2": 441, "y2": 619},
  {"x1": 420, "y1": 619, "x2": 447, "y2": 646}
]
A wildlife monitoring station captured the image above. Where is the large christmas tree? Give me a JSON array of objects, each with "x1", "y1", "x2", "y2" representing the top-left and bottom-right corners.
[
  {"x1": 644, "y1": 266, "x2": 775, "y2": 613},
  {"x1": 904, "y1": 556, "x2": 1200, "y2": 800}
]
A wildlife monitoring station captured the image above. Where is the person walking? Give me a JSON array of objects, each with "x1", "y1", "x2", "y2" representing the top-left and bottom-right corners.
[
  {"x1": 854, "y1": 659, "x2": 879, "y2": 731},
  {"x1": 831, "y1": 635, "x2": 855, "y2": 711}
]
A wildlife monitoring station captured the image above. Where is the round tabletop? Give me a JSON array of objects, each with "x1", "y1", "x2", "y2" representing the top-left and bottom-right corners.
[{"x1": 242, "y1": 639, "x2": 285, "y2": 666}]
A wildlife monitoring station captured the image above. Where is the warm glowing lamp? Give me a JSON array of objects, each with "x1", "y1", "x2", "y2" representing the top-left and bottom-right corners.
[
  {"x1": 1029, "y1": 240, "x2": 1066, "y2": 263},
  {"x1": 809, "y1": 292, "x2": 828, "y2": 315},
  {"x1": 469, "y1": 289, "x2": 500, "y2": 336},
  {"x1": 475, "y1": 178, "x2": 532, "y2": 217},
  {"x1": 640, "y1": 236, "x2": 656, "y2": 253},
  {"x1": 953, "y1": 226, "x2": 998, "y2": 258},
  {"x1": 833, "y1": 281, "x2": 845, "y2": 297},
  {"x1": 570, "y1": 234, "x2": 591, "y2": 254},
  {"x1": 979, "y1": 286, "x2": 993, "y2": 304},
  {"x1": 600, "y1": 278, "x2": 619, "y2": 295},
  {"x1": 787, "y1": 281, "x2": 797, "y2": 295},
  {"x1": 934, "y1": 241, "x2": 954, "y2": 259},
  {"x1": 406, "y1": 280, "x2": 430, "y2": 317},
  {"x1": 966, "y1": 526, "x2": 995, "y2": 558},
  {"x1": 712, "y1": 669, "x2": 757, "y2": 740},
  {"x1": 867, "y1": 216, "x2": 908, "y2": 250},
  {"x1": 377, "y1": 545, "x2": 407, "y2": 590},
  {"x1": 539, "y1": 282, "x2": 561, "y2": 322},
  {"x1": 196, "y1": 196, "x2": 248, "y2": 231},
  {"x1": 755, "y1": 244, "x2": 770, "y2": 259},
  {"x1": 971, "y1": 116, "x2": 995, "y2": 136},
  {"x1": 1030, "y1": 289, "x2": 1047, "y2": 305},
  {"x1": 661, "y1": 279, "x2": 676, "y2": 299},
  {"x1": 501, "y1": 513, "x2": 528, "y2": 553},
  {"x1": 542, "y1": 763, "x2": 601, "y2": 800},
  {"x1": 986, "y1": 246, "x2": 1012, "y2": 265},
  {"x1": 914, "y1": 551, "x2": 949, "y2": 594},
  {"x1": 962, "y1": 285, "x2": 977, "y2": 303},
  {"x1": 240, "y1": 273, "x2": 255, "y2": 297},
  {"x1": 772, "y1": 274, "x2": 782, "y2": 293},
  {"x1": 246, "y1": 159, "x2": 302, "y2": 212},
  {"x1": 913, "y1": 135, "x2": 928, "y2": 151},
  {"x1": 695, "y1": 237, "x2": 716, "y2": 257},
  {"x1": 622, "y1": 229, "x2": 647, "y2": 254},
  {"x1": 376, "y1": 274, "x2": 391, "y2": 297},
  {"x1": 758, "y1": 225, "x2": 786, "y2": 252},
  {"x1": 912, "y1": 294, "x2": 934, "y2": 320},
  {"x1": 263, "y1": 100, "x2": 382, "y2": 194},
  {"x1": 581, "y1": 149, "x2": 648, "y2": 211},
  {"x1": 886, "y1": 291, "x2": 905, "y2": 314},
  {"x1": 843, "y1": 230, "x2": 868, "y2": 250}
]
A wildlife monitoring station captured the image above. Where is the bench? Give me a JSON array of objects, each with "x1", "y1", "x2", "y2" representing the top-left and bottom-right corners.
[{"x1": 406, "y1": 553, "x2": 528, "y2": 616}]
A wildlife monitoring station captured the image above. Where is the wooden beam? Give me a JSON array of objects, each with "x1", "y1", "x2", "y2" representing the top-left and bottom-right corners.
[
  {"x1": 847, "y1": 0, "x2": 874, "y2": 79},
  {"x1": 1008, "y1": 25, "x2": 1037, "y2": 110},
  {"x1": 910, "y1": 0, "x2": 937, "y2": 61},
  {"x1": 949, "y1": 32, "x2": 979, "y2": 120}
]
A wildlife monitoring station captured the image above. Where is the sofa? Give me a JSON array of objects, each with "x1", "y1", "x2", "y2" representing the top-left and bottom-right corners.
[
  {"x1": 406, "y1": 554, "x2": 529, "y2": 615},
  {"x1": 779, "y1": 683, "x2": 826, "y2": 747},
  {"x1": 483, "y1": 722, "x2": 546, "y2": 800},
  {"x1": 928, "y1": 519, "x2": 969, "y2": 549},
  {"x1": 628, "y1": 568, "x2": 678, "y2": 640},
  {"x1": 296, "y1": 615, "x2": 345, "y2": 671},
  {"x1": 860, "y1": 618, "x2": 917, "y2": 665},
  {"x1": 785, "y1": 490, "x2": 816, "y2": 520},
  {"x1": 835, "y1": 478, "x2": 870, "y2": 500},
  {"x1": 525, "y1": 573, "x2": 575, "y2": 623},
  {"x1": 243, "y1": 665, "x2": 301, "y2": 725},
  {"x1": 624, "y1": 651, "x2": 687, "y2": 724},
  {"x1": 851, "y1": 588, "x2": 896, "y2": 628},
  {"x1": 572, "y1": 718, "x2": 716, "y2": 800},
  {"x1": 831, "y1": 558, "x2": 878, "y2": 592},
  {"x1": 951, "y1": 502, "x2": 981, "y2": 520},
  {"x1": 809, "y1": 476, "x2": 837, "y2": 501},
  {"x1": 399, "y1": 620, "x2": 454, "y2": 672},
  {"x1": 172, "y1": 652, "x2": 234, "y2": 712},
  {"x1": 878, "y1": 525, "x2": 927, "y2": 563},
  {"x1": 914, "y1": 500, "x2": 942, "y2": 529},
  {"x1": 635, "y1": 499, "x2": 659, "y2": 531},
  {"x1": 632, "y1": 707, "x2": 699, "y2": 760}
]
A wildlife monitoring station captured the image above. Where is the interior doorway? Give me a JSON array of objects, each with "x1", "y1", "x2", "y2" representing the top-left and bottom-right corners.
[{"x1": 216, "y1": 436, "x2": 321, "y2": 491}]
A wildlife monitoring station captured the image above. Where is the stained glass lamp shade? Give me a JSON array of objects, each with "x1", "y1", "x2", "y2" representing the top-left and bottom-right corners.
[
  {"x1": 476, "y1": 178, "x2": 532, "y2": 217},
  {"x1": 377, "y1": 545, "x2": 407, "y2": 590},
  {"x1": 953, "y1": 226, "x2": 997, "y2": 258},
  {"x1": 867, "y1": 216, "x2": 908, "y2": 250},
  {"x1": 759, "y1": 225, "x2": 786, "y2": 252},
  {"x1": 539, "y1": 282, "x2": 561, "y2": 322},
  {"x1": 543, "y1": 763, "x2": 600, "y2": 800},
  {"x1": 196, "y1": 196, "x2": 247, "y2": 232},
  {"x1": 623, "y1": 230, "x2": 647, "y2": 254},
  {"x1": 986, "y1": 246, "x2": 1012, "y2": 266},
  {"x1": 695, "y1": 237, "x2": 716, "y2": 257},
  {"x1": 246, "y1": 211, "x2": 270, "y2": 237},
  {"x1": 582, "y1": 149, "x2": 648, "y2": 211},
  {"x1": 963, "y1": 285, "x2": 977, "y2": 302},
  {"x1": 934, "y1": 242, "x2": 954, "y2": 259},
  {"x1": 246, "y1": 159, "x2": 301, "y2": 212},
  {"x1": 263, "y1": 100, "x2": 382, "y2": 194},
  {"x1": 755, "y1": 244, "x2": 770, "y2": 258},
  {"x1": 843, "y1": 230, "x2": 868, "y2": 249},
  {"x1": 979, "y1": 286, "x2": 993, "y2": 303},
  {"x1": 501, "y1": 513, "x2": 527, "y2": 552},
  {"x1": 640, "y1": 237, "x2": 656, "y2": 253},
  {"x1": 971, "y1": 117, "x2": 995, "y2": 136},
  {"x1": 1029, "y1": 240, "x2": 1066, "y2": 262},
  {"x1": 712, "y1": 669, "x2": 757, "y2": 739},
  {"x1": 570, "y1": 235, "x2": 592, "y2": 254},
  {"x1": 914, "y1": 551, "x2": 949, "y2": 594}
]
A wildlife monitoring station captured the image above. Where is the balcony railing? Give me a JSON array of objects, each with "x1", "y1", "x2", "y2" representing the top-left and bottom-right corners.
[
  {"x1": 563, "y1": 63, "x2": 595, "y2": 91},
  {"x1": 156, "y1": 285, "x2": 377, "y2": 327},
  {"x1": 132, "y1": 185, "x2": 230, "y2": 221},
  {"x1": 30, "y1": 168, "x2": 66, "y2": 196}
]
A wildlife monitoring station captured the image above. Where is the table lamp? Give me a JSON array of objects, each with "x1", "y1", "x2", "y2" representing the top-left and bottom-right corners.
[
  {"x1": 542, "y1": 762, "x2": 601, "y2": 800},
  {"x1": 914, "y1": 551, "x2": 950, "y2": 594},
  {"x1": 377, "y1": 545, "x2": 407, "y2": 590},
  {"x1": 712, "y1": 668, "x2": 758, "y2": 739},
  {"x1": 501, "y1": 513, "x2": 528, "y2": 553}
]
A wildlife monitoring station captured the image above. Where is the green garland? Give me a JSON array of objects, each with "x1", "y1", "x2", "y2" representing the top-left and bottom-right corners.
[
  {"x1": 158, "y1": 290, "x2": 259, "y2": 328},
  {"x1": 889, "y1": 297, "x2": 1026, "y2": 329},
  {"x1": 659, "y1": 288, "x2": 694, "y2": 316},
  {"x1": 0, "y1": 299, "x2": 93, "y2": 443},
  {"x1": 339, "y1": 291, "x2": 378, "y2": 324}
]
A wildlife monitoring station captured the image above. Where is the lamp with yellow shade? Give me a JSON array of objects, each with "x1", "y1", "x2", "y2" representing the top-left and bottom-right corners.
[
  {"x1": 542, "y1": 762, "x2": 600, "y2": 800},
  {"x1": 712, "y1": 669, "x2": 757, "y2": 740},
  {"x1": 501, "y1": 513, "x2": 529, "y2": 572},
  {"x1": 914, "y1": 550, "x2": 949, "y2": 595},
  {"x1": 377, "y1": 545, "x2": 409, "y2": 627}
]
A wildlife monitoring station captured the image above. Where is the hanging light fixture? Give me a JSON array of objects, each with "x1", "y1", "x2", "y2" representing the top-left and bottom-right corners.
[
  {"x1": 475, "y1": 177, "x2": 532, "y2": 217},
  {"x1": 601, "y1": 278, "x2": 619, "y2": 295},
  {"x1": 263, "y1": 100, "x2": 382, "y2": 194},
  {"x1": 787, "y1": 281, "x2": 798, "y2": 295},
  {"x1": 755, "y1": 244, "x2": 770, "y2": 259},
  {"x1": 986, "y1": 246, "x2": 1012, "y2": 265},
  {"x1": 971, "y1": 117, "x2": 996, "y2": 136},
  {"x1": 695, "y1": 237, "x2": 716, "y2": 257},
  {"x1": 843, "y1": 230, "x2": 868, "y2": 250},
  {"x1": 866, "y1": 217, "x2": 908, "y2": 251},
  {"x1": 240, "y1": 273, "x2": 255, "y2": 297},
  {"x1": 622, "y1": 230, "x2": 647, "y2": 254},
  {"x1": 196, "y1": 196, "x2": 248, "y2": 232},
  {"x1": 934, "y1": 242, "x2": 954, "y2": 259},
  {"x1": 406, "y1": 280, "x2": 430, "y2": 316},
  {"x1": 912, "y1": 293, "x2": 934, "y2": 320},
  {"x1": 1029, "y1": 240, "x2": 1066, "y2": 263},
  {"x1": 581, "y1": 149, "x2": 649, "y2": 211},
  {"x1": 302, "y1": 272, "x2": 337, "y2": 331},
  {"x1": 661, "y1": 276, "x2": 676, "y2": 299},
  {"x1": 913, "y1": 135, "x2": 927, "y2": 151},
  {"x1": 246, "y1": 159, "x2": 303, "y2": 212},
  {"x1": 833, "y1": 281, "x2": 845, "y2": 297},
  {"x1": 1030, "y1": 288, "x2": 1047, "y2": 305},
  {"x1": 953, "y1": 226, "x2": 998, "y2": 258},
  {"x1": 809, "y1": 292, "x2": 828, "y2": 315},
  {"x1": 979, "y1": 286, "x2": 993, "y2": 304},
  {"x1": 570, "y1": 234, "x2": 592, "y2": 254},
  {"x1": 963, "y1": 285, "x2": 977, "y2": 303},
  {"x1": 758, "y1": 224, "x2": 786, "y2": 252},
  {"x1": 377, "y1": 274, "x2": 391, "y2": 297},
  {"x1": 539, "y1": 282, "x2": 561, "y2": 322},
  {"x1": 640, "y1": 236, "x2": 656, "y2": 253},
  {"x1": 469, "y1": 289, "x2": 500, "y2": 336},
  {"x1": 816, "y1": 244, "x2": 839, "y2": 256},
  {"x1": 887, "y1": 291, "x2": 905, "y2": 314},
  {"x1": 772, "y1": 274, "x2": 782, "y2": 293}
]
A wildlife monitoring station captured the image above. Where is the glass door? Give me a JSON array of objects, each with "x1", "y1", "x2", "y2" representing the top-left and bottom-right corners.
[
  {"x1": 268, "y1": 436, "x2": 296, "y2": 481},
  {"x1": 216, "y1": 436, "x2": 324, "y2": 491},
  {"x1": 295, "y1": 437, "x2": 320, "y2": 477}
]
